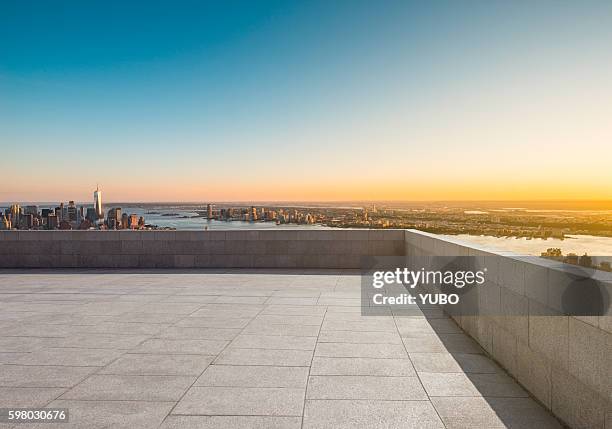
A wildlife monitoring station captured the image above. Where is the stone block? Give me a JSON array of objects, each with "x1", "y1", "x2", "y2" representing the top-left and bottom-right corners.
[
  {"x1": 174, "y1": 255, "x2": 195, "y2": 268},
  {"x1": 568, "y1": 317, "x2": 610, "y2": 400},
  {"x1": 516, "y1": 339, "x2": 552, "y2": 408},
  {"x1": 121, "y1": 240, "x2": 143, "y2": 254},
  {"x1": 551, "y1": 367, "x2": 607, "y2": 429},
  {"x1": 500, "y1": 288, "x2": 529, "y2": 341},
  {"x1": 525, "y1": 262, "x2": 549, "y2": 306},
  {"x1": 499, "y1": 258, "x2": 526, "y2": 295},
  {"x1": 528, "y1": 300, "x2": 569, "y2": 369},
  {"x1": 492, "y1": 325, "x2": 518, "y2": 375}
]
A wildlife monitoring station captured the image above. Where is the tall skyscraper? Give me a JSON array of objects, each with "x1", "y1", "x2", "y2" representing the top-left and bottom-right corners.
[{"x1": 94, "y1": 185, "x2": 103, "y2": 220}]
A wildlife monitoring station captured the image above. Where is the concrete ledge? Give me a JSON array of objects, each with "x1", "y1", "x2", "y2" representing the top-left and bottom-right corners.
[
  {"x1": 405, "y1": 229, "x2": 611, "y2": 429},
  {"x1": 0, "y1": 229, "x2": 406, "y2": 269}
]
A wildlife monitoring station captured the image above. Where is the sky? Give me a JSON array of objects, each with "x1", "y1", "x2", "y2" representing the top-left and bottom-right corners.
[{"x1": 1, "y1": 0, "x2": 612, "y2": 203}]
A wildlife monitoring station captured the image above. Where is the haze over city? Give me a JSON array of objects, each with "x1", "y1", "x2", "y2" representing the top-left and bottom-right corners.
[{"x1": 2, "y1": 1, "x2": 612, "y2": 202}]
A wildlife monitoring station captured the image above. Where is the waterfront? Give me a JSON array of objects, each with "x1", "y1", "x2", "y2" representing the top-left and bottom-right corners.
[
  {"x1": 445, "y1": 233, "x2": 612, "y2": 260},
  {"x1": 114, "y1": 206, "x2": 333, "y2": 230}
]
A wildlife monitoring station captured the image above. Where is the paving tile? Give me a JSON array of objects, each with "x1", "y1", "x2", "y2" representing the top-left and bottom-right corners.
[
  {"x1": 139, "y1": 302, "x2": 204, "y2": 314},
  {"x1": 466, "y1": 373, "x2": 529, "y2": 398},
  {"x1": 437, "y1": 333, "x2": 484, "y2": 354},
  {"x1": 230, "y1": 335, "x2": 317, "y2": 350},
  {"x1": 396, "y1": 318, "x2": 438, "y2": 336},
  {"x1": 410, "y1": 353, "x2": 501, "y2": 373},
  {"x1": 242, "y1": 323, "x2": 320, "y2": 337},
  {"x1": 213, "y1": 296, "x2": 269, "y2": 304},
  {"x1": 175, "y1": 317, "x2": 252, "y2": 328},
  {"x1": 130, "y1": 339, "x2": 228, "y2": 355},
  {"x1": 420, "y1": 372, "x2": 481, "y2": 396},
  {"x1": 420, "y1": 372, "x2": 527, "y2": 398},
  {"x1": 163, "y1": 295, "x2": 220, "y2": 303},
  {"x1": 0, "y1": 352, "x2": 29, "y2": 364},
  {"x1": 73, "y1": 322, "x2": 166, "y2": 335},
  {"x1": 0, "y1": 387, "x2": 65, "y2": 407},
  {"x1": 307, "y1": 375, "x2": 427, "y2": 400},
  {"x1": 196, "y1": 365, "x2": 309, "y2": 388},
  {"x1": 431, "y1": 396, "x2": 563, "y2": 429},
  {"x1": 262, "y1": 305, "x2": 327, "y2": 315},
  {"x1": 265, "y1": 297, "x2": 319, "y2": 306},
  {"x1": 0, "y1": 365, "x2": 96, "y2": 388},
  {"x1": 303, "y1": 399, "x2": 444, "y2": 429},
  {"x1": 53, "y1": 333, "x2": 150, "y2": 349},
  {"x1": 191, "y1": 308, "x2": 262, "y2": 318},
  {"x1": 254, "y1": 314, "x2": 323, "y2": 326},
  {"x1": 14, "y1": 348, "x2": 124, "y2": 367},
  {"x1": 318, "y1": 330, "x2": 402, "y2": 344},
  {"x1": 315, "y1": 342, "x2": 407, "y2": 359},
  {"x1": 172, "y1": 386, "x2": 305, "y2": 416},
  {"x1": 60, "y1": 374, "x2": 194, "y2": 401},
  {"x1": 160, "y1": 416, "x2": 302, "y2": 429},
  {"x1": 41, "y1": 399, "x2": 174, "y2": 429},
  {"x1": 402, "y1": 335, "x2": 447, "y2": 353},
  {"x1": 310, "y1": 357, "x2": 416, "y2": 376},
  {"x1": 215, "y1": 348, "x2": 313, "y2": 366},
  {"x1": 100, "y1": 354, "x2": 214, "y2": 376},
  {"x1": 157, "y1": 326, "x2": 241, "y2": 340},
  {"x1": 0, "y1": 336, "x2": 58, "y2": 352},
  {"x1": 321, "y1": 319, "x2": 397, "y2": 332},
  {"x1": 112, "y1": 313, "x2": 186, "y2": 323}
]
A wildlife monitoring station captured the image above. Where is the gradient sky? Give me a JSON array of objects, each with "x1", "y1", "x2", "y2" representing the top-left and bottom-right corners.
[{"x1": 2, "y1": 0, "x2": 612, "y2": 202}]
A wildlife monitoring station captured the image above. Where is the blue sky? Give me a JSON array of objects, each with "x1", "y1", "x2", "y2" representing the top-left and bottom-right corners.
[{"x1": 2, "y1": 1, "x2": 611, "y2": 202}]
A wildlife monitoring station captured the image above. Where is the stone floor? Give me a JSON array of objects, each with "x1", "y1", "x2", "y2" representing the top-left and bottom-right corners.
[{"x1": 0, "y1": 269, "x2": 563, "y2": 429}]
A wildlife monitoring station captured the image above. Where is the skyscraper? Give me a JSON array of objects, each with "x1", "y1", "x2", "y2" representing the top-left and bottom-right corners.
[
  {"x1": 68, "y1": 201, "x2": 77, "y2": 222},
  {"x1": 94, "y1": 185, "x2": 103, "y2": 220}
]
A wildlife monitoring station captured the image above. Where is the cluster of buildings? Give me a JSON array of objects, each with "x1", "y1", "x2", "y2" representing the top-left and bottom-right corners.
[
  {"x1": 206, "y1": 204, "x2": 319, "y2": 225},
  {"x1": 0, "y1": 186, "x2": 147, "y2": 231},
  {"x1": 541, "y1": 248, "x2": 611, "y2": 271}
]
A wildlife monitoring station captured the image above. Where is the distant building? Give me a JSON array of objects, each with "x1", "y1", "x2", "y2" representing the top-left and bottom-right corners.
[
  {"x1": 121, "y1": 213, "x2": 129, "y2": 229},
  {"x1": 9, "y1": 204, "x2": 21, "y2": 227},
  {"x1": 68, "y1": 201, "x2": 77, "y2": 222},
  {"x1": 78, "y1": 219, "x2": 92, "y2": 230},
  {"x1": 59, "y1": 220, "x2": 72, "y2": 230},
  {"x1": 94, "y1": 185, "x2": 103, "y2": 220},
  {"x1": 24, "y1": 205, "x2": 38, "y2": 216},
  {"x1": 0, "y1": 214, "x2": 10, "y2": 230},
  {"x1": 565, "y1": 253, "x2": 579, "y2": 265},
  {"x1": 578, "y1": 253, "x2": 592, "y2": 268},
  {"x1": 128, "y1": 214, "x2": 139, "y2": 229},
  {"x1": 86, "y1": 207, "x2": 97, "y2": 223},
  {"x1": 107, "y1": 207, "x2": 122, "y2": 230},
  {"x1": 207, "y1": 204, "x2": 213, "y2": 219},
  {"x1": 21, "y1": 214, "x2": 34, "y2": 229},
  {"x1": 47, "y1": 214, "x2": 58, "y2": 229}
]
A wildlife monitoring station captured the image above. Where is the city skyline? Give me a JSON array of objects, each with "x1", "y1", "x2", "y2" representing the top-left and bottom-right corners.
[{"x1": 2, "y1": 1, "x2": 612, "y2": 202}]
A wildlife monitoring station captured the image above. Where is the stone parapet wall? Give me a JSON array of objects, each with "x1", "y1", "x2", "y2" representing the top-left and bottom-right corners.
[
  {"x1": 405, "y1": 229, "x2": 611, "y2": 429},
  {"x1": 0, "y1": 229, "x2": 404, "y2": 269}
]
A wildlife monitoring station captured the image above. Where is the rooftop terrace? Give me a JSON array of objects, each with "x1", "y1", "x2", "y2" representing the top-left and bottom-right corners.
[
  {"x1": 1, "y1": 229, "x2": 609, "y2": 428},
  {"x1": 0, "y1": 268, "x2": 564, "y2": 429}
]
